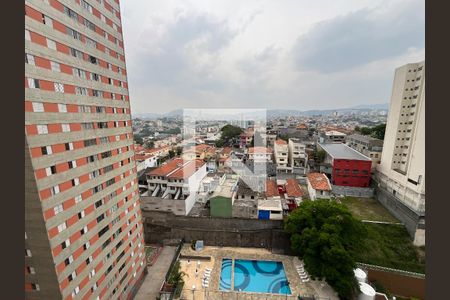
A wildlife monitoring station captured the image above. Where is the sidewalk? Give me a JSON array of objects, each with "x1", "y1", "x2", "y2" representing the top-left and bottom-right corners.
[{"x1": 135, "y1": 246, "x2": 177, "y2": 300}]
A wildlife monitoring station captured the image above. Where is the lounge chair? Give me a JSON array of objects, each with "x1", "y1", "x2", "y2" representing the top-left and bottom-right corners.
[
  {"x1": 205, "y1": 267, "x2": 212, "y2": 271},
  {"x1": 302, "y1": 278, "x2": 310, "y2": 283},
  {"x1": 301, "y1": 275, "x2": 309, "y2": 280}
]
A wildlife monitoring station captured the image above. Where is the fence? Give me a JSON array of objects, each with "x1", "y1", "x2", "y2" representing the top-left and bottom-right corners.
[
  {"x1": 169, "y1": 289, "x2": 301, "y2": 300},
  {"x1": 158, "y1": 239, "x2": 185, "y2": 300}
]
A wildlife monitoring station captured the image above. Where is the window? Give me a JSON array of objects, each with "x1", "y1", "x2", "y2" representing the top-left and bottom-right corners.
[
  {"x1": 67, "y1": 27, "x2": 82, "y2": 41},
  {"x1": 31, "y1": 284, "x2": 40, "y2": 291},
  {"x1": 43, "y1": 14, "x2": 53, "y2": 27},
  {"x1": 101, "y1": 14, "x2": 106, "y2": 23},
  {"x1": 47, "y1": 38, "x2": 57, "y2": 50},
  {"x1": 64, "y1": 142, "x2": 73, "y2": 151},
  {"x1": 25, "y1": 249, "x2": 32, "y2": 257},
  {"x1": 73, "y1": 68, "x2": 86, "y2": 79},
  {"x1": 89, "y1": 269, "x2": 96, "y2": 279},
  {"x1": 54, "y1": 82, "x2": 64, "y2": 93},
  {"x1": 68, "y1": 160, "x2": 77, "y2": 169},
  {"x1": 70, "y1": 47, "x2": 83, "y2": 59},
  {"x1": 45, "y1": 165, "x2": 57, "y2": 176},
  {"x1": 64, "y1": 6, "x2": 78, "y2": 20},
  {"x1": 75, "y1": 87, "x2": 88, "y2": 96},
  {"x1": 53, "y1": 203, "x2": 63, "y2": 215},
  {"x1": 92, "y1": 90, "x2": 103, "y2": 97},
  {"x1": 32, "y1": 102, "x2": 44, "y2": 112},
  {"x1": 81, "y1": 122, "x2": 94, "y2": 130},
  {"x1": 41, "y1": 146, "x2": 52, "y2": 155},
  {"x1": 91, "y1": 73, "x2": 100, "y2": 81},
  {"x1": 86, "y1": 37, "x2": 97, "y2": 48},
  {"x1": 83, "y1": 242, "x2": 90, "y2": 251},
  {"x1": 86, "y1": 255, "x2": 93, "y2": 265},
  {"x1": 25, "y1": 29, "x2": 31, "y2": 41},
  {"x1": 61, "y1": 123, "x2": 71, "y2": 132},
  {"x1": 27, "y1": 78, "x2": 40, "y2": 89},
  {"x1": 75, "y1": 194, "x2": 82, "y2": 203},
  {"x1": 84, "y1": 139, "x2": 97, "y2": 147},
  {"x1": 27, "y1": 267, "x2": 36, "y2": 274},
  {"x1": 57, "y1": 222, "x2": 67, "y2": 233},
  {"x1": 82, "y1": 0, "x2": 93, "y2": 13},
  {"x1": 68, "y1": 271, "x2": 77, "y2": 282},
  {"x1": 25, "y1": 53, "x2": 35, "y2": 65},
  {"x1": 71, "y1": 286, "x2": 80, "y2": 298},
  {"x1": 58, "y1": 103, "x2": 67, "y2": 112},
  {"x1": 37, "y1": 125, "x2": 48, "y2": 135},
  {"x1": 79, "y1": 105, "x2": 91, "y2": 113},
  {"x1": 80, "y1": 226, "x2": 88, "y2": 235},
  {"x1": 84, "y1": 19, "x2": 96, "y2": 31},
  {"x1": 61, "y1": 239, "x2": 70, "y2": 249},
  {"x1": 50, "y1": 61, "x2": 60, "y2": 72},
  {"x1": 89, "y1": 55, "x2": 98, "y2": 64},
  {"x1": 72, "y1": 177, "x2": 80, "y2": 186},
  {"x1": 78, "y1": 210, "x2": 85, "y2": 219}
]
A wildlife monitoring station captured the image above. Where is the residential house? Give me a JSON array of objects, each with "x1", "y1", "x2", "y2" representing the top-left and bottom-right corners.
[{"x1": 307, "y1": 173, "x2": 332, "y2": 200}]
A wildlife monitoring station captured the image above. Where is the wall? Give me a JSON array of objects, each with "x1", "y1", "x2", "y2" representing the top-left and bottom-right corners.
[
  {"x1": 142, "y1": 211, "x2": 292, "y2": 252},
  {"x1": 366, "y1": 268, "x2": 425, "y2": 300},
  {"x1": 331, "y1": 185, "x2": 374, "y2": 198},
  {"x1": 374, "y1": 183, "x2": 423, "y2": 245},
  {"x1": 332, "y1": 159, "x2": 371, "y2": 187}
]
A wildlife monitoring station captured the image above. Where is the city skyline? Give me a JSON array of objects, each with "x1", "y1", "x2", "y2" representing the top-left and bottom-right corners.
[{"x1": 122, "y1": 0, "x2": 424, "y2": 114}]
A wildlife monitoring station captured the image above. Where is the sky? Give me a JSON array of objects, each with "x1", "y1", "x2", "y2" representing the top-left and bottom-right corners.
[{"x1": 120, "y1": 0, "x2": 424, "y2": 114}]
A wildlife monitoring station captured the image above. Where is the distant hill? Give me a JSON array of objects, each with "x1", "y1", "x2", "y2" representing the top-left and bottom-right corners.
[{"x1": 133, "y1": 103, "x2": 389, "y2": 119}]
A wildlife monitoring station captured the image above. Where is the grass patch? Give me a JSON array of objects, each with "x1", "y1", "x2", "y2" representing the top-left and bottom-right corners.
[
  {"x1": 340, "y1": 196, "x2": 399, "y2": 222},
  {"x1": 356, "y1": 223, "x2": 425, "y2": 273}
]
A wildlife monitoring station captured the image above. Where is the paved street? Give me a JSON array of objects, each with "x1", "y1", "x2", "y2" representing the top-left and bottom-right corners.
[{"x1": 135, "y1": 246, "x2": 177, "y2": 300}]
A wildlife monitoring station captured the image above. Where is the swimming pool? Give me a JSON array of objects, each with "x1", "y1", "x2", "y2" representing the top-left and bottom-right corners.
[{"x1": 219, "y1": 259, "x2": 291, "y2": 295}]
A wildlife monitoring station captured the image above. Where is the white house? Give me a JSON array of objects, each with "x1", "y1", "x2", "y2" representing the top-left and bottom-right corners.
[{"x1": 307, "y1": 173, "x2": 332, "y2": 200}]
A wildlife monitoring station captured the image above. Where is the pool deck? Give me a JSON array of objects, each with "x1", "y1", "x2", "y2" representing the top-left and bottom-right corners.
[{"x1": 178, "y1": 245, "x2": 332, "y2": 300}]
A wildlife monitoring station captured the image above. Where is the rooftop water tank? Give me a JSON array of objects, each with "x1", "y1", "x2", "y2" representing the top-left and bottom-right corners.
[
  {"x1": 358, "y1": 282, "x2": 376, "y2": 300},
  {"x1": 354, "y1": 268, "x2": 367, "y2": 283}
]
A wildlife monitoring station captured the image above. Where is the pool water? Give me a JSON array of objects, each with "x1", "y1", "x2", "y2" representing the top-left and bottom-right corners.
[{"x1": 219, "y1": 259, "x2": 291, "y2": 295}]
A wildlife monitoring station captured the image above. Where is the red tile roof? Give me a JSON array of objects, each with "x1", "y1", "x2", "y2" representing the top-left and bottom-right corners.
[
  {"x1": 265, "y1": 180, "x2": 280, "y2": 198},
  {"x1": 307, "y1": 173, "x2": 332, "y2": 191},
  {"x1": 167, "y1": 159, "x2": 205, "y2": 179},
  {"x1": 135, "y1": 153, "x2": 155, "y2": 161},
  {"x1": 285, "y1": 179, "x2": 303, "y2": 197},
  {"x1": 221, "y1": 147, "x2": 232, "y2": 155},
  {"x1": 275, "y1": 139, "x2": 287, "y2": 145},
  {"x1": 147, "y1": 158, "x2": 183, "y2": 176}
]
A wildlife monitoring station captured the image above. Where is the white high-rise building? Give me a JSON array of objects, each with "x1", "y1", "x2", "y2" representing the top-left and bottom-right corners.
[{"x1": 376, "y1": 61, "x2": 425, "y2": 245}]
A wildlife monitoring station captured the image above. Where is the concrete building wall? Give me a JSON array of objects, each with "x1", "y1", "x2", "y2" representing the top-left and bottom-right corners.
[{"x1": 377, "y1": 62, "x2": 425, "y2": 214}]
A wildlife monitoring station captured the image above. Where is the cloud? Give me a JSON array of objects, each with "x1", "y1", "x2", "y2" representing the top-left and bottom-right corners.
[
  {"x1": 129, "y1": 12, "x2": 238, "y2": 87},
  {"x1": 121, "y1": 0, "x2": 425, "y2": 114},
  {"x1": 292, "y1": 0, "x2": 425, "y2": 73}
]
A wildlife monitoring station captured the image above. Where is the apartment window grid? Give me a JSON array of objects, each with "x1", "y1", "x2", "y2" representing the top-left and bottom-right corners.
[{"x1": 25, "y1": 1, "x2": 145, "y2": 297}]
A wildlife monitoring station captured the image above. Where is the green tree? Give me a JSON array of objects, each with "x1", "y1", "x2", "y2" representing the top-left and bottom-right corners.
[
  {"x1": 359, "y1": 127, "x2": 373, "y2": 135},
  {"x1": 144, "y1": 140, "x2": 155, "y2": 149},
  {"x1": 371, "y1": 123, "x2": 386, "y2": 140},
  {"x1": 285, "y1": 200, "x2": 366, "y2": 299},
  {"x1": 216, "y1": 125, "x2": 243, "y2": 147},
  {"x1": 134, "y1": 135, "x2": 143, "y2": 145},
  {"x1": 175, "y1": 146, "x2": 183, "y2": 155},
  {"x1": 314, "y1": 149, "x2": 326, "y2": 163}
]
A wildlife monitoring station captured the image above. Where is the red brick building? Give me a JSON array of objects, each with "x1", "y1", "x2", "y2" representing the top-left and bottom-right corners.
[
  {"x1": 25, "y1": 1, "x2": 146, "y2": 299},
  {"x1": 319, "y1": 143, "x2": 372, "y2": 187}
]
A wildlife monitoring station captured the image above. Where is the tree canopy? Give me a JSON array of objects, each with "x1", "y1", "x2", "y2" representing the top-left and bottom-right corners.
[
  {"x1": 216, "y1": 125, "x2": 243, "y2": 147},
  {"x1": 355, "y1": 123, "x2": 386, "y2": 140},
  {"x1": 285, "y1": 200, "x2": 367, "y2": 299}
]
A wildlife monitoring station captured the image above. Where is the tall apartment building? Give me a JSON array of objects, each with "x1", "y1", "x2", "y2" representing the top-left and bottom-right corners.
[
  {"x1": 376, "y1": 61, "x2": 425, "y2": 246},
  {"x1": 25, "y1": 1, "x2": 146, "y2": 299}
]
